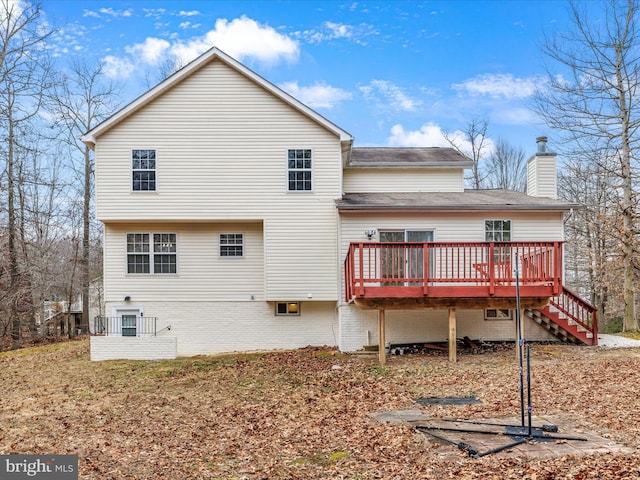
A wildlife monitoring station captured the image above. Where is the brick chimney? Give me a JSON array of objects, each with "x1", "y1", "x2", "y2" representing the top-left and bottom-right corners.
[{"x1": 527, "y1": 136, "x2": 557, "y2": 199}]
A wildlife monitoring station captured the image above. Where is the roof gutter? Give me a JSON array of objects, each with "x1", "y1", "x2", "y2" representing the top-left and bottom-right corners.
[{"x1": 336, "y1": 204, "x2": 579, "y2": 212}]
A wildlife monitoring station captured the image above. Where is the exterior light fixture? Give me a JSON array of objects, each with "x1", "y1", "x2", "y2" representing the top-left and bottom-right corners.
[{"x1": 365, "y1": 229, "x2": 377, "y2": 240}]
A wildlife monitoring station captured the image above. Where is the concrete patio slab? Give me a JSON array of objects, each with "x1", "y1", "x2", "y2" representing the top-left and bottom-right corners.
[{"x1": 373, "y1": 410, "x2": 634, "y2": 460}]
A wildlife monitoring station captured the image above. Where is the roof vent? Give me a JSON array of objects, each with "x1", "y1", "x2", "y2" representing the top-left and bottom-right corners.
[{"x1": 536, "y1": 136, "x2": 548, "y2": 154}]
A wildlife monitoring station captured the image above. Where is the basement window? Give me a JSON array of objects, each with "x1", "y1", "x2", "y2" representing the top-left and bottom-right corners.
[
  {"x1": 276, "y1": 302, "x2": 300, "y2": 316},
  {"x1": 485, "y1": 309, "x2": 512, "y2": 321}
]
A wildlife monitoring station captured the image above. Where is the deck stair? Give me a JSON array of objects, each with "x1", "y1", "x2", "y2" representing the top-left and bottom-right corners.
[{"x1": 525, "y1": 287, "x2": 597, "y2": 346}]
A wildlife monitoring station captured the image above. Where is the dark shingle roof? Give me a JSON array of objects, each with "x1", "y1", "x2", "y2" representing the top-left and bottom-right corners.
[
  {"x1": 336, "y1": 190, "x2": 578, "y2": 211},
  {"x1": 348, "y1": 147, "x2": 472, "y2": 167}
]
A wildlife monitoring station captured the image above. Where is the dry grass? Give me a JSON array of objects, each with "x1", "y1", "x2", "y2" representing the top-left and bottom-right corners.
[{"x1": 1, "y1": 339, "x2": 639, "y2": 479}]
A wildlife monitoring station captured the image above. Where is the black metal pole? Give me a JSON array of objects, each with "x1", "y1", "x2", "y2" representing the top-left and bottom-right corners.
[
  {"x1": 527, "y1": 344, "x2": 532, "y2": 437},
  {"x1": 471, "y1": 437, "x2": 528, "y2": 459},
  {"x1": 415, "y1": 427, "x2": 479, "y2": 456},
  {"x1": 515, "y1": 253, "x2": 525, "y2": 427}
]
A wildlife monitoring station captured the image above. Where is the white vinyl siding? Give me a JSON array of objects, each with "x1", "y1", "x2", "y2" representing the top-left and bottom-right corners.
[
  {"x1": 95, "y1": 60, "x2": 342, "y2": 220},
  {"x1": 104, "y1": 222, "x2": 264, "y2": 303},
  {"x1": 95, "y1": 60, "x2": 342, "y2": 301},
  {"x1": 527, "y1": 155, "x2": 557, "y2": 199},
  {"x1": 340, "y1": 211, "x2": 564, "y2": 246},
  {"x1": 343, "y1": 168, "x2": 464, "y2": 193}
]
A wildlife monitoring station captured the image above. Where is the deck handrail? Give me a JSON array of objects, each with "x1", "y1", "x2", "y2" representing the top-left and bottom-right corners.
[
  {"x1": 549, "y1": 287, "x2": 598, "y2": 340},
  {"x1": 344, "y1": 241, "x2": 563, "y2": 302}
]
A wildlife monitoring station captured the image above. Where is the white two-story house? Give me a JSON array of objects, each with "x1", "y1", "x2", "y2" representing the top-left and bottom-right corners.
[{"x1": 82, "y1": 47, "x2": 596, "y2": 361}]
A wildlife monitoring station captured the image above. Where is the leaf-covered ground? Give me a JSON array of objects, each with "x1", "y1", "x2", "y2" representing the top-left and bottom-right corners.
[{"x1": 1, "y1": 339, "x2": 639, "y2": 479}]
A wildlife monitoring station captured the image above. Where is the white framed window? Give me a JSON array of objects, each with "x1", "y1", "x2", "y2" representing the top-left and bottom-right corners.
[
  {"x1": 484, "y1": 309, "x2": 513, "y2": 321},
  {"x1": 132, "y1": 149, "x2": 156, "y2": 191},
  {"x1": 287, "y1": 149, "x2": 312, "y2": 191},
  {"x1": 485, "y1": 220, "x2": 511, "y2": 262},
  {"x1": 127, "y1": 233, "x2": 176, "y2": 274},
  {"x1": 485, "y1": 220, "x2": 511, "y2": 242},
  {"x1": 220, "y1": 233, "x2": 244, "y2": 257},
  {"x1": 276, "y1": 302, "x2": 300, "y2": 316}
]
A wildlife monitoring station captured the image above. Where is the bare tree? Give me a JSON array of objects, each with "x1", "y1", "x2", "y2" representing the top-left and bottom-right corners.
[
  {"x1": 49, "y1": 59, "x2": 120, "y2": 334},
  {"x1": 534, "y1": 0, "x2": 640, "y2": 331},
  {"x1": 561, "y1": 144, "x2": 620, "y2": 328},
  {"x1": 0, "y1": 0, "x2": 55, "y2": 348},
  {"x1": 483, "y1": 138, "x2": 528, "y2": 192},
  {"x1": 144, "y1": 53, "x2": 187, "y2": 89},
  {"x1": 444, "y1": 117, "x2": 491, "y2": 189}
]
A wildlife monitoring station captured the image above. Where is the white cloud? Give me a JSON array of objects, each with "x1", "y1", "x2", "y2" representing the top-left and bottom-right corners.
[
  {"x1": 453, "y1": 74, "x2": 542, "y2": 99},
  {"x1": 101, "y1": 55, "x2": 135, "y2": 80},
  {"x1": 125, "y1": 37, "x2": 171, "y2": 65},
  {"x1": 307, "y1": 21, "x2": 353, "y2": 43},
  {"x1": 360, "y1": 80, "x2": 422, "y2": 112},
  {"x1": 179, "y1": 21, "x2": 201, "y2": 30},
  {"x1": 280, "y1": 81, "x2": 352, "y2": 109},
  {"x1": 171, "y1": 15, "x2": 299, "y2": 66},
  {"x1": 295, "y1": 21, "x2": 375, "y2": 45},
  {"x1": 99, "y1": 7, "x2": 133, "y2": 18},
  {"x1": 494, "y1": 106, "x2": 539, "y2": 125},
  {"x1": 83, "y1": 7, "x2": 133, "y2": 18},
  {"x1": 179, "y1": 10, "x2": 201, "y2": 17},
  {"x1": 387, "y1": 123, "x2": 451, "y2": 147},
  {"x1": 100, "y1": 15, "x2": 298, "y2": 81},
  {"x1": 142, "y1": 8, "x2": 166, "y2": 19},
  {"x1": 387, "y1": 123, "x2": 495, "y2": 156},
  {"x1": 48, "y1": 23, "x2": 88, "y2": 58}
]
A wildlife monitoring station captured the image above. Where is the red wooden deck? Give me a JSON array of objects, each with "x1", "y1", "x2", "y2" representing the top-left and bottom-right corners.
[{"x1": 344, "y1": 241, "x2": 563, "y2": 305}]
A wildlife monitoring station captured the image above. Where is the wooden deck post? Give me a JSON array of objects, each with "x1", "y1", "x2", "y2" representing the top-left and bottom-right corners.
[
  {"x1": 448, "y1": 308, "x2": 457, "y2": 363},
  {"x1": 378, "y1": 309, "x2": 386, "y2": 365}
]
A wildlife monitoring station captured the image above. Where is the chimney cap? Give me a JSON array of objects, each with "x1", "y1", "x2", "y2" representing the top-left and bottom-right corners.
[{"x1": 536, "y1": 136, "x2": 548, "y2": 154}]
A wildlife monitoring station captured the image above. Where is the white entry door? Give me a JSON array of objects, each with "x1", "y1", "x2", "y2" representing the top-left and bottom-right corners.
[{"x1": 112, "y1": 308, "x2": 143, "y2": 337}]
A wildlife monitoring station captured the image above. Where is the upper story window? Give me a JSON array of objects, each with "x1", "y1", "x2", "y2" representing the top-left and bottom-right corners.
[
  {"x1": 132, "y1": 149, "x2": 156, "y2": 191},
  {"x1": 485, "y1": 220, "x2": 511, "y2": 242},
  {"x1": 220, "y1": 233, "x2": 244, "y2": 257},
  {"x1": 287, "y1": 149, "x2": 312, "y2": 191},
  {"x1": 127, "y1": 233, "x2": 176, "y2": 274},
  {"x1": 485, "y1": 220, "x2": 511, "y2": 262}
]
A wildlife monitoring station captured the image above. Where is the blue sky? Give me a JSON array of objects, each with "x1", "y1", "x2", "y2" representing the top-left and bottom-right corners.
[{"x1": 43, "y1": 0, "x2": 577, "y2": 156}]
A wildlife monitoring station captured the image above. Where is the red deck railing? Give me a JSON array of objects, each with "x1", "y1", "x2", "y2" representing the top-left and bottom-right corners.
[
  {"x1": 547, "y1": 287, "x2": 598, "y2": 344},
  {"x1": 344, "y1": 241, "x2": 563, "y2": 301}
]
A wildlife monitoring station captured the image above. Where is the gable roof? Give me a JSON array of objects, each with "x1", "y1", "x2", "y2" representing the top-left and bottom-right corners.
[
  {"x1": 81, "y1": 47, "x2": 353, "y2": 149},
  {"x1": 348, "y1": 147, "x2": 472, "y2": 168},
  {"x1": 337, "y1": 190, "x2": 578, "y2": 212}
]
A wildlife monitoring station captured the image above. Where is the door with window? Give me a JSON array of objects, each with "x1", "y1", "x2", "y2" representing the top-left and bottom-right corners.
[
  {"x1": 485, "y1": 220, "x2": 512, "y2": 280},
  {"x1": 379, "y1": 230, "x2": 434, "y2": 285},
  {"x1": 111, "y1": 308, "x2": 142, "y2": 337}
]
